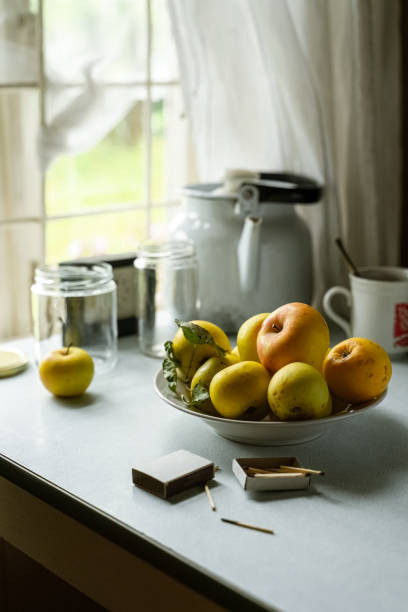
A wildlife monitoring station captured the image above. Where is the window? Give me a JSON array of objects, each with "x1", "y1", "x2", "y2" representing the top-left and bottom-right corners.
[
  {"x1": 0, "y1": 0, "x2": 194, "y2": 266},
  {"x1": 0, "y1": 0, "x2": 196, "y2": 339}
]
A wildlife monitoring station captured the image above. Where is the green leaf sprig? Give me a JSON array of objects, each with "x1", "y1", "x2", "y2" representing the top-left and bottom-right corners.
[
  {"x1": 175, "y1": 319, "x2": 226, "y2": 356},
  {"x1": 161, "y1": 320, "x2": 223, "y2": 411},
  {"x1": 183, "y1": 383, "x2": 210, "y2": 408},
  {"x1": 162, "y1": 340, "x2": 180, "y2": 394}
]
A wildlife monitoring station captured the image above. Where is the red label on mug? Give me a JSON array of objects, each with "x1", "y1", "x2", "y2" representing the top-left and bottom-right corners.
[{"x1": 394, "y1": 303, "x2": 408, "y2": 347}]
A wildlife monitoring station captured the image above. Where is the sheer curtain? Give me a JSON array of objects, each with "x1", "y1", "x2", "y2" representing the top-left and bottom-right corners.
[
  {"x1": 39, "y1": 0, "x2": 150, "y2": 170},
  {"x1": 168, "y1": 0, "x2": 401, "y2": 305}
]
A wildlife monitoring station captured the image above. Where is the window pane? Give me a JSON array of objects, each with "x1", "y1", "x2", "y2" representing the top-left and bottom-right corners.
[
  {"x1": 46, "y1": 210, "x2": 146, "y2": 264},
  {"x1": 151, "y1": 86, "x2": 192, "y2": 204},
  {"x1": 150, "y1": 205, "x2": 180, "y2": 240},
  {"x1": 151, "y1": 97, "x2": 165, "y2": 203},
  {"x1": 0, "y1": 222, "x2": 41, "y2": 339},
  {"x1": 0, "y1": 90, "x2": 41, "y2": 221},
  {"x1": 44, "y1": 0, "x2": 146, "y2": 83},
  {"x1": 151, "y1": 0, "x2": 179, "y2": 81},
  {"x1": 0, "y1": 1, "x2": 38, "y2": 84},
  {"x1": 46, "y1": 101, "x2": 147, "y2": 216}
]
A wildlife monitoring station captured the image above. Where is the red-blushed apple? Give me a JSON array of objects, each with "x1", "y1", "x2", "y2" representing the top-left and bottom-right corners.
[
  {"x1": 322, "y1": 337, "x2": 392, "y2": 403},
  {"x1": 39, "y1": 346, "x2": 94, "y2": 397},
  {"x1": 257, "y1": 302, "x2": 330, "y2": 374}
]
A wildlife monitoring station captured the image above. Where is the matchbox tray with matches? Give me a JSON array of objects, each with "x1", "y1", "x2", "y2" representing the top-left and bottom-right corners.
[{"x1": 232, "y1": 457, "x2": 324, "y2": 491}]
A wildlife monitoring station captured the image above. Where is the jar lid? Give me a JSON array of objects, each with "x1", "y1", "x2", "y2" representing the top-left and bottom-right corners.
[
  {"x1": 135, "y1": 240, "x2": 196, "y2": 261},
  {"x1": 0, "y1": 349, "x2": 28, "y2": 378}
]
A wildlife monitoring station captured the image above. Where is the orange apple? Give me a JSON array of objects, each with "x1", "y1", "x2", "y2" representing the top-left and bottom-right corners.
[
  {"x1": 322, "y1": 337, "x2": 392, "y2": 403},
  {"x1": 39, "y1": 346, "x2": 94, "y2": 397},
  {"x1": 257, "y1": 302, "x2": 330, "y2": 374}
]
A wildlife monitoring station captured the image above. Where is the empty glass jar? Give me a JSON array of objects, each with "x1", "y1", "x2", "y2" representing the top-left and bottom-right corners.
[
  {"x1": 134, "y1": 240, "x2": 199, "y2": 358},
  {"x1": 31, "y1": 263, "x2": 118, "y2": 374}
]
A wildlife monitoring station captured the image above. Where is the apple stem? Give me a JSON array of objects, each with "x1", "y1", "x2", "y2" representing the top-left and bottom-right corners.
[
  {"x1": 272, "y1": 323, "x2": 282, "y2": 333},
  {"x1": 65, "y1": 343, "x2": 73, "y2": 355}
]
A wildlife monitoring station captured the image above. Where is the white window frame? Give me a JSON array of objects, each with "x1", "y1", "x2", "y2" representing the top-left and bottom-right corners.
[{"x1": 0, "y1": 0, "x2": 182, "y2": 264}]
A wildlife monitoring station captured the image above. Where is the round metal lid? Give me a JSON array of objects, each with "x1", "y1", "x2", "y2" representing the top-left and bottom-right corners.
[{"x1": 0, "y1": 349, "x2": 29, "y2": 378}]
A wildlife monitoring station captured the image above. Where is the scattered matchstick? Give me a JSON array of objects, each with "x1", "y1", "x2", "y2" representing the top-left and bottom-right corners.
[
  {"x1": 204, "y1": 483, "x2": 216, "y2": 511},
  {"x1": 221, "y1": 518, "x2": 274, "y2": 535}
]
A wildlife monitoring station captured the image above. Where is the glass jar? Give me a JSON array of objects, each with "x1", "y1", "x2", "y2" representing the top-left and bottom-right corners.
[
  {"x1": 134, "y1": 240, "x2": 199, "y2": 358},
  {"x1": 31, "y1": 263, "x2": 118, "y2": 374}
]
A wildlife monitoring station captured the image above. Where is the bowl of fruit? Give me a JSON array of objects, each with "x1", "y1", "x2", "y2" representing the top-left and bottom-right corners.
[{"x1": 154, "y1": 303, "x2": 391, "y2": 446}]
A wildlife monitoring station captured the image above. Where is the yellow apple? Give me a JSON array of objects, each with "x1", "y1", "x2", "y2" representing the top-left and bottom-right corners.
[
  {"x1": 209, "y1": 361, "x2": 270, "y2": 419},
  {"x1": 172, "y1": 320, "x2": 231, "y2": 383},
  {"x1": 231, "y1": 345, "x2": 240, "y2": 359},
  {"x1": 39, "y1": 346, "x2": 94, "y2": 397},
  {"x1": 257, "y1": 302, "x2": 330, "y2": 374},
  {"x1": 191, "y1": 353, "x2": 240, "y2": 390},
  {"x1": 237, "y1": 313, "x2": 269, "y2": 362},
  {"x1": 267, "y1": 362, "x2": 332, "y2": 420},
  {"x1": 189, "y1": 353, "x2": 239, "y2": 415},
  {"x1": 322, "y1": 337, "x2": 392, "y2": 403}
]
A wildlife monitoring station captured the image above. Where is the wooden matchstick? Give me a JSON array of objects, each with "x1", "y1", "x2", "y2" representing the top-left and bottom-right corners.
[
  {"x1": 246, "y1": 467, "x2": 285, "y2": 475},
  {"x1": 204, "y1": 484, "x2": 216, "y2": 511},
  {"x1": 279, "y1": 465, "x2": 325, "y2": 476},
  {"x1": 246, "y1": 467, "x2": 306, "y2": 478},
  {"x1": 221, "y1": 518, "x2": 274, "y2": 535},
  {"x1": 253, "y1": 472, "x2": 306, "y2": 479}
]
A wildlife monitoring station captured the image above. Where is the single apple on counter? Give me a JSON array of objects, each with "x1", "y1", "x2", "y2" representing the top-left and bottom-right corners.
[
  {"x1": 39, "y1": 346, "x2": 94, "y2": 397},
  {"x1": 257, "y1": 302, "x2": 330, "y2": 374}
]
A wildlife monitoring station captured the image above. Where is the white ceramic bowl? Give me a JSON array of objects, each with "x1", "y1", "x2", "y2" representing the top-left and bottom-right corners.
[{"x1": 154, "y1": 370, "x2": 387, "y2": 446}]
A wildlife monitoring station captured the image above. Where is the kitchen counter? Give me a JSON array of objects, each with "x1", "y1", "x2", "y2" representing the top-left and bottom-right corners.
[{"x1": 0, "y1": 335, "x2": 408, "y2": 611}]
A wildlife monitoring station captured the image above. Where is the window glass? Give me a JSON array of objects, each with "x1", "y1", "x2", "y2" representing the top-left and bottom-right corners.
[
  {"x1": 150, "y1": 205, "x2": 180, "y2": 240},
  {"x1": 151, "y1": 0, "x2": 179, "y2": 81},
  {"x1": 46, "y1": 100, "x2": 147, "y2": 216},
  {"x1": 0, "y1": 222, "x2": 41, "y2": 338},
  {"x1": 151, "y1": 86, "x2": 190, "y2": 203},
  {"x1": 0, "y1": 1, "x2": 38, "y2": 84},
  {"x1": 44, "y1": 0, "x2": 147, "y2": 83},
  {"x1": 0, "y1": 90, "x2": 41, "y2": 221},
  {"x1": 46, "y1": 209, "x2": 146, "y2": 263}
]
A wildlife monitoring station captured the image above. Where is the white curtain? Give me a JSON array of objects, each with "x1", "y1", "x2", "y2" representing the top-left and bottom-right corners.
[
  {"x1": 39, "y1": 0, "x2": 151, "y2": 170},
  {"x1": 168, "y1": 0, "x2": 401, "y2": 305}
]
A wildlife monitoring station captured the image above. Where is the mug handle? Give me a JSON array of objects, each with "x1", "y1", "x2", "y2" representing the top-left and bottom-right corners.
[{"x1": 323, "y1": 286, "x2": 352, "y2": 336}]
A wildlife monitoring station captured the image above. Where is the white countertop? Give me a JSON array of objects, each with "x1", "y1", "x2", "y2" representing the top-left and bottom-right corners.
[{"x1": 0, "y1": 335, "x2": 407, "y2": 612}]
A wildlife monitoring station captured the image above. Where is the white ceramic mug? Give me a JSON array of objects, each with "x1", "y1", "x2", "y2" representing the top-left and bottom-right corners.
[{"x1": 323, "y1": 266, "x2": 408, "y2": 355}]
